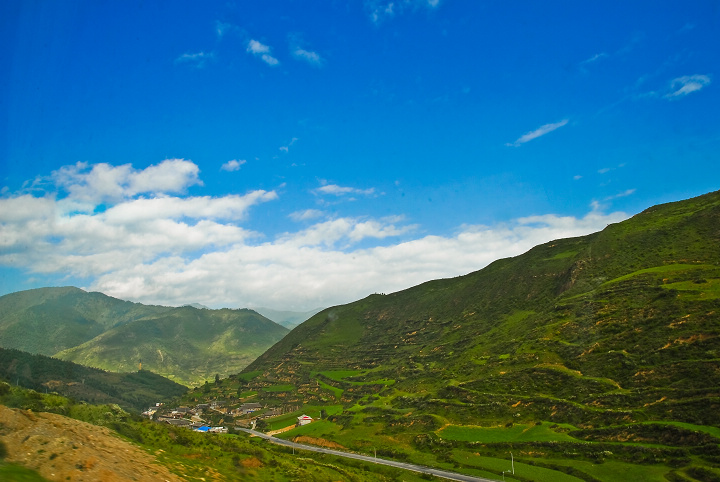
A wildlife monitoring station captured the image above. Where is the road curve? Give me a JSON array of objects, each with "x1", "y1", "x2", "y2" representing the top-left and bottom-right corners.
[{"x1": 236, "y1": 428, "x2": 498, "y2": 482}]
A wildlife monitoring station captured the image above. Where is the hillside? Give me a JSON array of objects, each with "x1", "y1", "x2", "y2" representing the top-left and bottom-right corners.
[
  {"x1": 0, "y1": 384, "x2": 435, "y2": 481},
  {"x1": 0, "y1": 287, "x2": 168, "y2": 355},
  {"x1": 0, "y1": 347, "x2": 187, "y2": 411},
  {"x1": 55, "y1": 307, "x2": 289, "y2": 386},
  {"x1": 0, "y1": 404, "x2": 182, "y2": 482},
  {"x1": 244, "y1": 190, "x2": 720, "y2": 427},
  {"x1": 0, "y1": 288, "x2": 290, "y2": 386}
]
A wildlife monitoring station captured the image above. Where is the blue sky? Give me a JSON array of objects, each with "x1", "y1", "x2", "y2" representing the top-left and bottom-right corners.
[{"x1": 1, "y1": 1, "x2": 718, "y2": 310}]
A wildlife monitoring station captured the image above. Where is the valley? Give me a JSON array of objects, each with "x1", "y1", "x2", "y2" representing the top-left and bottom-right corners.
[{"x1": 1, "y1": 190, "x2": 719, "y2": 481}]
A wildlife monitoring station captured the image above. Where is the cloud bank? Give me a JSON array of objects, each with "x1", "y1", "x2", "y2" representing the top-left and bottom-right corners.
[{"x1": 0, "y1": 160, "x2": 628, "y2": 311}]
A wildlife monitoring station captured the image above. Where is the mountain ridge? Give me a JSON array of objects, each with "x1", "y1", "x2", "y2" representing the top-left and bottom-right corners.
[
  {"x1": 243, "y1": 189, "x2": 720, "y2": 426},
  {"x1": 0, "y1": 288, "x2": 289, "y2": 386}
]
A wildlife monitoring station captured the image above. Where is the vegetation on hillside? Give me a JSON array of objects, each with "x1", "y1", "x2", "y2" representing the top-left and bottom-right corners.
[
  {"x1": 55, "y1": 306, "x2": 289, "y2": 386},
  {"x1": 0, "y1": 384, "x2": 435, "y2": 481},
  {"x1": 0, "y1": 286, "x2": 168, "y2": 356},
  {"x1": 3, "y1": 191, "x2": 720, "y2": 481},
  {"x1": 0, "y1": 288, "x2": 289, "y2": 386},
  {"x1": 216, "y1": 189, "x2": 720, "y2": 481},
  {"x1": 0, "y1": 347, "x2": 187, "y2": 412}
]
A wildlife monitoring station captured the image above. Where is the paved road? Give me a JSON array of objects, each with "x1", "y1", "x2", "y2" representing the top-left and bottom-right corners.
[{"x1": 237, "y1": 428, "x2": 498, "y2": 482}]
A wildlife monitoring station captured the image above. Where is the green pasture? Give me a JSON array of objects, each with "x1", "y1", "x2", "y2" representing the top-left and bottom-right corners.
[
  {"x1": 549, "y1": 459, "x2": 675, "y2": 482},
  {"x1": 663, "y1": 277, "x2": 720, "y2": 299},
  {"x1": 603, "y1": 263, "x2": 711, "y2": 286},
  {"x1": 438, "y1": 423, "x2": 579, "y2": 443},
  {"x1": 316, "y1": 379, "x2": 343, "y2": 399},
  {"x1": 0, "y1": 461, "x2": 47, "y2": 482},
  {"x1": 453, "y1": 451, "x2": 584, "y2": 482},
  {"x1": 265, "y1": 404, "x2": 343, "y2": 431}
]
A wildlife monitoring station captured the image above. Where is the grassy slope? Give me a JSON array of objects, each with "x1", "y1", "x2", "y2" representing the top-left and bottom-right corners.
[
  {"x1": 0, "y1": 287, "x2": 290, "y2": 387},
  {"x1": 228, "y1": 190, "x2": 720, "y2": 481},
  {"x1": 0, "y1": 287, "x2": 170, "y2": 355},
  {"x1": 55, "y1": 307, "x2": 289, "y2": 386},
  {"x1": 0, "y1": 347, "x2": 187, "y2": 411},
  {"x1": 0, "y1": 384, "x2": 433, "y2": 481},
  {"x1": 245, "y1": 190, "x2": 720, "y2": 423}
]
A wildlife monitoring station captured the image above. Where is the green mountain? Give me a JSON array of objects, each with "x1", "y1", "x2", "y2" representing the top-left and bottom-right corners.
[
  {"x1": 0, "y1": 288, "x2": 289, "y2": 386},
  {"x1": 0, "y1": 287, "x2": 168, "y2": 355},
  {"x1": 55, "y1": 306, "x2": 289, "y2": 386},
  {"x1": 245, "y1": 190, "x2": 720, "y2": 427},
  {"x1": 0, "y1": 347, "x2": 187, "y2": 411}
]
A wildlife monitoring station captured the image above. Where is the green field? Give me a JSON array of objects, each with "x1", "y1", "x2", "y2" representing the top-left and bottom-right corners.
[{"x1": 439, "y1": 423, "x2": 579, "y2": 442}]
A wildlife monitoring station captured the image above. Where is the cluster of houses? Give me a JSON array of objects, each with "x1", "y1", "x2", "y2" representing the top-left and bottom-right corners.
[
  {"x1": 145, "y1": 400, "x2": 314, "y2": 433},
  {"x1": 147, "y1": 403, "x2": 228, "y2": 433}
]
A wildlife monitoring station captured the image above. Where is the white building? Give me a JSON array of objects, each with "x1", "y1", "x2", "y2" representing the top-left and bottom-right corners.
[{"x1": 297, "y1": 414, "x2": 313, "y2": 426}]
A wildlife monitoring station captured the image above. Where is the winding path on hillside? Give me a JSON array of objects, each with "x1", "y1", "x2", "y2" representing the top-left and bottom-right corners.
[{"x1": 237, "y1": 428, "x2": 498, "y2": 482}]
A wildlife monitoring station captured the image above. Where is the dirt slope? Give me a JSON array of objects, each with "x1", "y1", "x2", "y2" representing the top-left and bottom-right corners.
[{"x1": 0, "y1": 405, "x2": 180, "y2": 481}]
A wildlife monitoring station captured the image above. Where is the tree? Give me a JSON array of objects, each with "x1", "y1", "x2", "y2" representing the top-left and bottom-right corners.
[
  {"x1": 255, "y1": 418, "x2": 268, "y2": 432},
  {"x1": 214, "y1": 374, "x2": 221, "y2": 386}
]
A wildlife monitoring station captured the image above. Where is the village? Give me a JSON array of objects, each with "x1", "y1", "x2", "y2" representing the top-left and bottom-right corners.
[{"x1": 143, "y1": 400, "x2": 314, "y2": 434}]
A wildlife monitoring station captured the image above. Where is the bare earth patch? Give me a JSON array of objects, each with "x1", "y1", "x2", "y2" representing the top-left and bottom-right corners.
[
  {"x1": 292, "y1": 435, "x2": 346, "y2": 450},
  {"x1": 0, "y1": 405, "x2": 181, "y2": 481}
]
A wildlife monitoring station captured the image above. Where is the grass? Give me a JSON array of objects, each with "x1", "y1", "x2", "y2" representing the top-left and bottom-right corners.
[
  {"x1": 602, "y1": 263, "x2": 711, "y2": 286},
  {"x1": 453, "y1": 451, "x2": 584, "y2": 482},
  {"x1": 265, "y1": 404, "x2": 343, "y2": 431},
  {"x1": 438, "y1": 423, "x2": 579, "y2": 442},
  {"x1": 0, "y1": 461, "x2": 48, "y2": 481},
  {"x1": 316, "y1": 370, "x2": 362, "y2": 381},
  {"x1": 549, "y1": 459, "x2": 673, "y2": 482},
  {"x1": 662, "y1": 278, "x2": 720, "y2": 299},
  {"x1": 316, "y1": 379, "x2": 343, "y2": 399},
  {"x1": 232, "y1": 190, "x2": 720, "y2": 481},
  {"x1": 236, "y1": 370, "x2": 261, "y2": 382}
]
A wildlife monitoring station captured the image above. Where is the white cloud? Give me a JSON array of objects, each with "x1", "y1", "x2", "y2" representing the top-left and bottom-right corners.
[
  {"x1": 366, "y1": 0, "x2": 441, "y2": 24},
  {"x1": 278, "y1": 217, "x2": 417, "y2": 248},
  {"x1": 247, "y1": 39, "x2": 270, "y2": 55},
  {"x1": 0, "y1": 160, "x2": 275, "y2": 281},
  {"x1": 665, "y1": 74, "x2": 711, "y2": 99},
  {"x1": 247, "y1": 40, "x2": 279, "y2": 66},
  {"x1": 1, "y1": 161, "x2": 629, "y2": 312},
  {"x1": 506, "y1": 119, "x2": 569, "y2": 147},
  {"x1": 292, "y1": 48, "x2": 323, "y2": 66},
  {"x1": 221, "y1": 159, "x2": 246, "y2": 172},
  {"x1": 279, "y1": 137, "x2": 298, "y2": 153},
  {"x1": 175, "y1": 51, "x2": 214, "y2": 68},
  {"x1": 580, "y1": 52, "x2": 607, "y2": 66},
  {"x1": 313, "y1": 184, "x2": 376, "y2": 197},
  {"x1": 82, "y1": 207, "x2": 626, "y2": 311},
  {"x1": 102, "y1": 192, "x2": 277, "y2": 224},
  {"x1": 51, "y1": 159, "x2": 201, "y2": 204},
  {"x1": 604, "y1": 188, "x2": 636, "y2": 201},
  {"x1": 289, "y1": 209, "x2": 324, "y2": 222}
]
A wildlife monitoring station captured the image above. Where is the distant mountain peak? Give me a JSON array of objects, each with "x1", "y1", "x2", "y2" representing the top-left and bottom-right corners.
[{"x1": 182, "y1": 303, "x2": 209, "y2": 309}]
